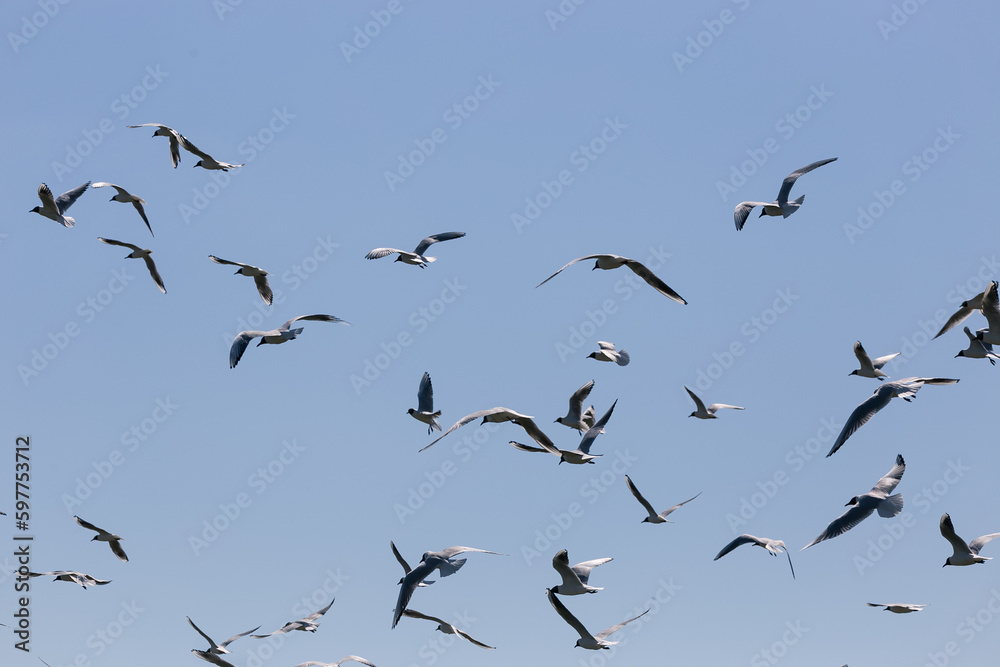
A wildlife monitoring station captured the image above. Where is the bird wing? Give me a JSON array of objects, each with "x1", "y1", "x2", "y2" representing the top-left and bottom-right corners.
[
  {"x1": 578, "y1": 400, "x2": 617, "y2": 454},
  {"x1": 192, "y1": 650, "x2": 237, "y2": 667},
  {"x1": 552, "y1": 549, "x2": 585, "y2": 588},
  {"x1": 419, "y1": 407, "x2": 530, "y2": 452},
  {"x1": 734, "y1": 202, "x2": 770, "y2": 230},
  {"x1": 412, "y1": 232, "x2": 466, "y2": 256},
  {"x1": 454, "y1": 626, "x2": 496, "y2": 649},
  {"x1": 302, "y1": 599, "x2": 335, "y2": 623},
  {"x1": 417, "y1": 372, "x2": 434, "y2": 413},
  {"x1": 220, "y1": 625, "x2": 262, "y2": 648},
  {"x1": 825, "y1": 385, "x2": 895, "y2": 456},
  {"x1": 512, "y1": 416, "x2": 560, "y2": 455},
  {"x1": 598, "y1": 341, "x2": 616, "y2": 350},
  {"x1": 982, "y1": 281, "x2": 1000, "y2": 331},
  {"x1": 658, "y1": 492, "x2": 702, "y2": 519},
  {"x1": 775, "y1": 157, "x2": 837, "y2": 206},
  {"x1": 614, "y1": 349, "x2": 630, "y2": 366},
  {"x1": 400, "y1": 608, "x2": 446, "y2": 625},
  {"x1": 594, "y1": 609, "x2": 649, "y2": 641},
  {"x1": 92, "y1": 182, "x2": 128, "y2": 196},
  {"x1": 109, "y1": 539, "x2": 129, "y2": 562},
  {"x1": 714, "y1": 534, "x2": 759, "y2": 560},
  {"x1": 684, "y1": 386, "x2": 707, "y2": 413},
  {"x1": 508, "y1": 440, "x2": 553, "y2": 455},
  {"x1": 230, "y1": 331, "x2": 263, "y2": 368},
  {"x1": 940, "y1": 513, "x2": 971, "y2": 556},
  {"x1": 934, "y1": 303, "x2": 980, "y2": 339},
  {"x1": 98, "y1": 237, "x2": 141, "y2": 252},
  {"x1": 131, "y1": 199, "x2": 153, "y2": 236},
  {"x1": 141, "y1": 254, "x2": 167, "y2": 294},
  {"x1": 55, "y1": 182, "x2": 91, "y2": 213},
  {"x1": 364, "y1": 248, "x2": 406, "y2": 260},
  {"x1": 434, "y1": 545, "x2": 507, "y2": 559},
  {"x1": 281, "y1": 314, "x2": 349, "y2": 330},
  {"x1": 871, "y1": 352, "x2": 900, "y2": 369},
  {"x1": 253, "y1": 274, "x2": 273, "y2": 306},
  {"x1": 177, "y1": 134, "x2": 215, "y2": 161},
  {"x1": 334, "y1": 658, "x2": 378, "y2": 667},
  {"x1": 571, "y1": 557, "x2": 612, "y2": 585},
  {"x1": 566, "y1": 380, "x2": 595, "y2": 422},
  {"x1": 208, "y1": 255, "x2": 247, "y2": 268},
  {"x1": 536, "y1": 255, "x2": 606, "y2": 288},
  {"x1": 871, "y1": 454, "x2": 906, "y2": 496},
  {"x1": 853, "y1": 341, "x2": 874, "y2": 371},
  {"x1": 393, "y1": 560, "x2": 437, "y2": 628},
  {"x1": 623, "y1": 259, "x2": 687, "y2": 304},
  {"x1": 802, "y1": 502, "x2": 877, "y2": 549},
  {"x1": 390, "y1": 540, "x2": 412, "y2": 575},
  {"x1": 968, "y1": 532, "x2": 1000, "y2": 556},
  {"x1": 187, "y1": 617, "x2": 218, "y2": 649},
  {"x1": 707, "y1": 404, "x2": 744, "y2": 411},
  {"x1": 73, "y1": 515, "x2": 105, "y2": 534},
  {"x1": 546, "y1": 588, "x2": 592, "y2": 641},
  {"x1": 625, "y1": 475, "x2": 658, "y2": 517}
]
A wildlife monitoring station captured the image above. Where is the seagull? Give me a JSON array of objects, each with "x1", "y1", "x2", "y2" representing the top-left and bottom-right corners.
[
  {"x1": 849, "y1": 341, "x2": 900, "y2": 380},
  {"x1": 625, "y1": 475, "x2": 701, "y2": 524},
  {"x1": 866, "y1": 603, "x2": 926, "y2": 613},
  {"x1": 293, "y1": 658, "x2": 378, "y2": 667},
  {"x1": 229, "y1": 314, "x2": 349, "y2": 368},
  {"x1": 364, "y1": 232, "x2": 466, "y2": 268},
  {"x1": 713, "y1": 535, "x2": 795, "y2": 580},
  {"x1": 510, "y1": 399, "x2": 617, "y2": 464},
  {"x1": 545, "y1": 588, "x2": 648, "y2": 650},
  {"x1": 684, "y1": 386, "x2": 744, "y2": 419},
  {"x1": 555, "y1": 380, "x2": 596, "y2": 433},
  {"x1": 187, "y1": 616, "x2": 260, "y2": 654},
  {"x1": 392, "y1": 546, "x2": 506, "y2": 628},
  {"x1": 733, "y1": 157, "x2": 837, "y2": 231},
  {"x1": 955, "y1": 326, "x2": 999, "y2": 365},
  {"x1": 537, "y1": 254, "x2": 687, "y2": 304},
  {"x1": 192, "y1": 650, "x2": 237, "y2": 667},
  {"x1": 92, "y1": 182, "x2": 153, "y2": 236},
  {"x1": 252, "y1": 599, "x2": 334, "y2": 637},
  {"x1": 27, "y1": 570, "x2": 111, "y2": 589},
  {"x1": 934, "y1": 291, "x2": 985, "y2": 339},
  {"x1": 974, "y1": 282, "x2": 1000, "y2": 345},
  {"x1": 802, "y1": 454, "x2": 906, "y2": 550},
  {"x1": 408, "y1": 372, "x2": 441, "y2": 434},
  {"x1": 940, "y1": 513, "x2": 1000, "y2": 566},
  {"x1": 97, "y1": 238, "x2": 166, "y2": 294},
  {"x1": 209, "y1": 255, "x2": 273, "y2": 306},
  {"x1": 30, "y1": 182, "x2": 89, "y2": 227},
  {"x1": 74, "y1": 516, "x2": 128, "y2": 562},
  {"x1": 127, "y1": 123, "x2": 184, "y2": 167},
  {"x1": 391, "y1": 540, "x2": 449, "y2": 587},
  {"x1": 179, "y1": 134, "x2": 245, "y2": 171},
  {"x1": 418, "y1": 407, "x2": 557, "y2": 453},
  {"x1": 550, "y1": 549, "x2": 612, "y2": 596},
  {"x1": 587, "y1": 342, "x2": 629, "y2": 366},
  {"x1": 826, "y1": 378, "x2": 959, "y2": 457},
  {"x1": 400, "y1": 609, "x2": 495, "y2": 649}
]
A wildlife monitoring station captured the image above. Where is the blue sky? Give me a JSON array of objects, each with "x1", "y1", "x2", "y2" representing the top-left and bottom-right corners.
[{"x1": 3, "y1": 1, "x2": 1000, "y2": 665}]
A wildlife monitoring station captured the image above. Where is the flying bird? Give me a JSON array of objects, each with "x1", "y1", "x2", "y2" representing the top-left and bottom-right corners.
[
  {"x1": 587, "y1": 341, "x2": 630, "y2": 366},
  {"x1": 625, "y1": 475, "x2": 700, "y2": 524},
  {"x1": 209, "y1": 255, "x2": 273, "y2": 306},
  {"x1": 92, "y1": 182, "x2": 153, "y2": 236},
  {"x1": 229, "y1": 314, "x2": 349, "y2": 368},
  {"x1": 419, "y1": 407, "x2": 556, "y2": 453},
  {"x1": 27, "y1": 570, "x2": 111, "y2": 589},
  {"x1": 733, "y1": 157, "x2": 837, "y2": 230},
  {"x1": 400, "y1": 609, "x2": 495, "y2": 649},
  {"x1": 955, "y1": 326, "x2": 999, "y2": 364},
  {"x1": 252, "y1": 599, "x2": 334, "y2": 637},
  {"x1": 866, "y1": 603, "x2": 926, "y2": 613},
  {"x1": 192, "y1": 650, "x2": 237, "y2": 667},
  {"x1": 550, "y1": 549, "x2": 612, "y2": 596},
  {"x1": 537, "y1": 254, "x2": 687, "y2": 304},
  {"x1": 127, "y1": 123, "x2": 184, "y2": 167},
  {"x1": 510, "y1": 399, "x2": 617, "y2": 464},
  {"x1": 802, "y1": 454, "x2": 906, "y2": 550},
  {"x1": 30, "y1": 182, "x2": 89, "y2": 227},
  {"x1": 390, "y1": 540, "x2": 447, "y2": 587},
  {"x1": 292, "y1": 658, "x2": 377, "y2": 667},
  {"x1": 974, "y1": 282, "x2": 1000, "y2": 345},
  {"x1": 179, "y1": 133, "x2": 245, "y2": 171},
  {"x1": 826, "y1": 378, "x2": 959, "y2": 457},
  {"x1": 713, "y1": 535, "x2": 795, "y2": 580},
  {"x1": 364, "y1": 232, "x2": 466, "y2": 268},
  {"x1": 408, "y1": 372, "x2": 441, "y2": 434},
  {"x1": 74, "y1": 516, "x2": 128, "y2": 562},
  {"x1": 97, "y1": 238, "x2": 166, "y2": 294},
  {"x1": 684, "y1": 386, "x2": 744, "y2": 419},
  {"x1": 848, "y1": 341, "x2": 900, "y2": 380},
  {"x1": 934, "y1": 290, "x2": 985, "y2": 339},
  {"x1": 940, "y1": 513, "x2": 1000, "y2": 566},
  {"x1": 545, "y1": 588, "x2": 648, "y2": 650},
  {"x1": 555, "y1": 380, "x2": 596, "y2": 433},
  {"x1": 186, "y1": 616, "x2": 260, "y2": 654},
  {"x1": 392, "y1": 546, "x2": 506, "y2": 628}
]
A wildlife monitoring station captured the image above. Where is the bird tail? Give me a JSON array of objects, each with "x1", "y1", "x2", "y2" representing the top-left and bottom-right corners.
[
  {"x1": 877, "y1": 493, "x2": 904, "y2": 518},
  {"x1": 62, "y1": 215, "x2": 76, "y2": 228},
  {"x1": 286, "y1": 327, "x2": 305, "y2": 339},
  {"x1": 438, "y1": 558, "x2": 467, "y2": 577}
]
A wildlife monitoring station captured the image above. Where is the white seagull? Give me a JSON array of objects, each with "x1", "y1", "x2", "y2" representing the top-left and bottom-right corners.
[
  {"x1": 408, "y1": 372, "x2": 441, "y2": 434},
  {"x1": 934, "y1": 290, "x2": 985, "y2": 339},
  {"x1": 365, "y1": 232, "x2": 466, "y2": 268},
  {"x1": 587, "y1": 341, "x2": 629, "y2": 366},
  {"x1": 30, "y1": 182, "x2": 89, "y2": 227},
  {"x1": 625, "y1": 475, "x2": 701, "y2": 524},
  {"x1": 940, "y1": 513, "x2": 1000, "y2": 567},
  {"x1": 537, "y1": 254, "x2": 687, "y2": 304},
  {"x1": 252, "y1": 599, "x2": 334, "y2": 637},
  {"x1": 555, "y1": 380, "x2": 596, "y2": 433},
  {"x1": 849, "y1": 341, "x2": 900, "y2": 380},
  {"x1": 550, "y1": 549, "x2": 612, "y2": 596},
  {"x1": 92, "y1": 182, "x2": 153, "y2": 236},
  {"x1": 74, "y1": 516, "x2": 128, "y2": 562},
  {"x1": 826, "y1": 378, "x2": 959, "y2": 457},
  {"x1": 98, "y1": 237, "x2": 166, "y2": 294},
  {"x1": 684, "y1": 386, "x2": 744, "y2": 419},
  {"x1": 733, "y1": 157, "x2": 837, "y2": 231},
  {"x1": 802, "y1": 454, "x2": 906, "y2": 550},
  {"x1": 419, "y1": 407, "x2": 556, "y2": 453},
  {"x1": 400, "y1": 609, "x2": 495, "y2": 649},
  {"x1": 293, "y1": 658, "x2": 377, "y2": 667},
  {"x1": 27, "y1": 570, "x2": 111, "y2": 589},
  {"x1": 955, "y1": 326, "x2": 999, "y2": 365},
  {"x1": 510, "y1": 399, "x2": 617, "y2": 464},
  {"x1": 392, "y1": 546, "x2": 506, "y2": 628},
  {"x1": 545, "y1": 588, "x2": 648, "y2": 650},
  {"x1": 180, "y1": 133, "x2": 245, "y2": 171},
  {"x1": 390, "y1": 540, "x2": 446, "y2": 587},
  {"x1": 974, "y1": 281, "x2": 1000, "y2": 345},
  {"x1": 866, "y1": 603, "x2": 926, "y2": 613},
  {"x1": 127, "y1": 123, "x2": 184, "y2": 167},
  {"x1": 209, "y1": 255, "x2": 273, "y2": 306},
  {"x1": 187, "y1": 616, "x2": 260, "y2": 655},
  {"x1": 229, "y1": 314, "x2": 349, "y2": 368},
  {"x1": 713, "y1": 535, "x2": 795, "y2": 580}
]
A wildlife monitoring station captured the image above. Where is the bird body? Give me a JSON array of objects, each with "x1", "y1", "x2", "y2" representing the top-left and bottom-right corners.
[
  {"x1": 940, "y1": 513, "x2": 999, "y2": 566},
  {"x1": 684, "y1": 386, "x2": 743, "y2": 419},
  {"x1": 28, "y1": 570, "x2": 111, "y2": 588},
  {"x1": 550, "y1": 548, "x2": 612, "y2": 596},
  {"x1": 588, "y1": 342, "x2": 629, "y2": 366},
  {"x1": 555, "y1": 380, "x2": 596, "y2": 432},
  {"x1": 866, "y1": 603, "x2": 926, "y2": 613},
  {"x1": 849, "y1": 340, "x2": 900, "y2": 380},
  {"x1": 408, "y1": 372, "x2": 442, "y2": 434},
  {"x1": 30, "y1": 182, "x2": 89, "y2": 227}
]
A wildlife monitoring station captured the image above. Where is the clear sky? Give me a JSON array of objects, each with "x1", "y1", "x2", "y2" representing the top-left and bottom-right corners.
[{"x1": 3, "y1": 1, "x2": 1000, "y2": 666}]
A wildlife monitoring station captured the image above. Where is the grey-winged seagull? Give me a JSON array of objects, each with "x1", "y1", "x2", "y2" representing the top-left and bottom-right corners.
[
  {"x1": 209, "y1": 255, "x2": 273, "y2": 306},
  {"x1": 92, "y1": 182, "x2": 153, "y2": 236},
  {"x1": 419, "y1": 407, "x2": 556, "y2": 453},
  {"x1": 27, "y1": 570, "x2": 111, "y2": 589},
  {"x1": 30, "y1": 182, "x2": 89, "y2": 227},
  {"x1": 510, "y1": 399, "x2": 617, "y2": 464},
  {"x1": 293, "y1": 658, "x2": 377, "y2": 667},
  {"x1": 74, "y1": 515, "x2": 128, "y2": 562},
  {"x1": 849, "y1": 341, "x2": 900, "y2": 380},
  {"x1": 684, "y1": 386, "x2": 743, "y2": 419},
  {"x1": 555, "y1": 380, "x2": 596, "y2": 433},
  {"x1": 187, "y1": 616, "x2": 260, "y2": 655},
  {"x1": 408, "y1": 372, "x2": 441, "y2": 434},
  {"x1": 588, "y1": 342, "x2": 629, "y2": 366},
  {"x1": 252, "y1": 599, "x2": 334, "y2": 637},
  {"x1": 127, "y1": 123, "x2": 184, "y2": 167},
  {"x1": 365, "y1": 232, "x2": 466, "y2": 268},
  {"x1": 625, "y1": 475, "x2": 700, "y2": 524},
  {"x1": 550, "y1": 549, "x2": 612, "y2": 596},
  {"x1": 956, "y1": 326, "x2": 999, "y2": 364},
  {"x1": 714, "y1": 535, "x2": 795, "y2": 580},
  {"x1": 734, "y1": 157, "x2": 837, "y2": 230},
  {"x1": 866, "y1": 603, "x2": 926, "y2": 613},
  {"x1": 229, "y1": 314, "x2": 349, "y2": 368},
  {"x1": 537, "y1": 254, "x2": 687, "y2": 304},
  {"x1": 545, "y1": 588, "x2": 648, "y2": 650},
  {"x1": 940, "y1": 513, "x2": 1000, "y2": 566},
  {"x1": 400, "y1": 609, "x2": 495, "y2": 649},
  {"x1": 98, "y1": 237, "x2": 166, "y2": 294},
  {"x1": 934, "y1": 290, "x2": 985, "y2": 339},
  {"x1": 974, "y1": 281, "x2": 1000, "y2": 345}
]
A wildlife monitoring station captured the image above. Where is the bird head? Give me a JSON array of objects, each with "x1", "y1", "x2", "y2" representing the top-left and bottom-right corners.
[
  {"x1": 234, "y1": 269, "x2": 242, "y2": 275},
  {"x1": 848, "y1": 370, "x2": 859, "y2": 376},
  {"x1": 758, "y1": 209, "x2": 766, "y2": 217},
  {"x1": 194, "y1": 161, "x2": 203, "y2": 168},
  {"x1": 407, "y1": 408, "x2": 416, "y2": 416},
  {"x1": 29, "y1": 206, "x2": 40, "y2": 214},
  {"x1": 688, "y1": 411, "x2": 696, "y2": 418},
  {"x1": 845, "y1": 496, "x2": 860, "y2": 507}
]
